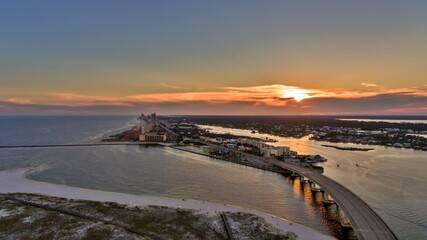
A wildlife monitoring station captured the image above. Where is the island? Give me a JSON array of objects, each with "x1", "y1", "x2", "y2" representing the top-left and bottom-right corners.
[{"x1": 321, "y1": 145, "x2": 374, "y2": 151}]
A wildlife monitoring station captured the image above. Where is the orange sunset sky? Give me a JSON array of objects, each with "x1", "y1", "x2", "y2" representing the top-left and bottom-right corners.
[{"x1": 1, "y1": 1, "x2": 426, "y2": 115}]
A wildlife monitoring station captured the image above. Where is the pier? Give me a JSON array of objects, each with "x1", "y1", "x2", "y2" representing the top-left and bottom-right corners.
[{"x1": 0, "y1": 142, "x2": 160, "y2": 149}]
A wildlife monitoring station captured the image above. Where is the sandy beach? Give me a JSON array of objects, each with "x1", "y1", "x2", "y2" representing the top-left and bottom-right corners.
[{"x1": 0, "y1": 167, "x2": 335, "y2": 240}]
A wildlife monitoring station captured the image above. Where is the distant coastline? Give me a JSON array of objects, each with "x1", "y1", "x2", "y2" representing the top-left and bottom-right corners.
[{"x1": 337, "y1": 118, "x2": 427, "y2": 124}]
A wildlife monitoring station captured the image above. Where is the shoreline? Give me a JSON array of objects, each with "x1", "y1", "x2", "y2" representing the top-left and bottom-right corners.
[
  {"x1": 0, "y1": 167, "x2": 335, "y2": 240},
  {"x1": 168, "y1": 145, "x2": 291, "y2": 174},
  {"x1": 198, "y1": 124, "x2": 427, "y2": 151},
  {"x1": 83, "y1": 121, "x2": 140, "y2": 144}
]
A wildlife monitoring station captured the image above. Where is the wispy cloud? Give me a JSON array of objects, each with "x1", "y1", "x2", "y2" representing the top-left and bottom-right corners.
[
  {"x1": 361, "y1": 82, "x2": 378, "y2": 87},
  {"x1": 129, "y1": 84, "x2": 427, "y2": 105},
  {"x1": 384, "y1": 107, "x2": 427, "y2": 114},
  {"x1": 159, "y1": 83, "x2": 186, "y2": 90},
  {"x1": 1, "y1": 84, "x2": 427, "y2": 115},
  {"x1": 2, "y1": 93, "x2": 133, "y2": 107},
  {"x1": 129, "y1": 84, "x2": 310, "y2": 106},
  {"x1": 50, "y1": 93, "x2": 132, "y2": 106},
  {"x1": 6, "y1": 98, "x2": 35, "y2": 105}
]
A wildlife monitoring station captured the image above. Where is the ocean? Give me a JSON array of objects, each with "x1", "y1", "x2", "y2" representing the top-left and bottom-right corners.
[
  {"x1": 0, "y1": 116, "x2": 344, "y2": 238},
  {"x1": 1, "y1": 116, "x2": 426, "y2": 239}
]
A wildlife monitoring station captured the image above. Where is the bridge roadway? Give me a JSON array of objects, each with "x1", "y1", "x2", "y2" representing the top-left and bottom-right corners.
[
  {"x1": 269, "y1": 160, "x2": 397, "y2": 240},
  {"x1": 198, "y1": 140, "x2": 397, "y2": 240}
]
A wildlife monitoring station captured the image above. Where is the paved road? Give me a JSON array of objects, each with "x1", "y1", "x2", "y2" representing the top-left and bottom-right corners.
[
  {"x1": 198, "y1": 140, "x2": 397, "y2": 240},
  {"x1": 266, "y1": 160, "x2": 398, "y2": 240},
  {"x1": 156, "y1": 121, "x2": 178, "y2": 137}
]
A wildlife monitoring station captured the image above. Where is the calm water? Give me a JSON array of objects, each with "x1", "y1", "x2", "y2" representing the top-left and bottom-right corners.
[
  {"x1": 0, "y1": 116, "x2": 343, "y2": 238},
  {"x1": 0, "y1": 116, "x2": 138, "y2": 145},
  {"x1": 199, "y1": 125, "x2": 427, "y2": 240}
]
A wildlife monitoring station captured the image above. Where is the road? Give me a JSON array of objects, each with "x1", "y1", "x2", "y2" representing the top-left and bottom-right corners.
[
  {"x1": 269, "y1": 160, "x2": 397, "y2": 240},
  {"x1": 156, "y1": 120, "x2": 179, "y2": 137},
  {"x1": 197, "y1": 140, "x2": 397, "y2": 240}
]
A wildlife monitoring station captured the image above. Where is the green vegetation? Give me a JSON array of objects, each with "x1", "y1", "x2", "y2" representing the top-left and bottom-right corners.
[
  {"x1": 305, "y1": 165, "x2": 324, "y2": 174},
  {"x1": 0, "y1": 193, "x2": 297, "y2": 240},
  {"x1": 101, "y1": 133, "x2": 125, "y2": 142},
  {"x1": 321, "y1": 145, "x2": 374, "y2": 151},
  {"x1": 226, "y1": 212, "x2": 298, "y2": 240}
]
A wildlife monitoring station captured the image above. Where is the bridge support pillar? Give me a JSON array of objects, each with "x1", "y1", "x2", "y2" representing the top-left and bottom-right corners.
[
  {"x1": 310, "y1": 182, "x2": 322, "y2": 194},
  {"x1": 300, "y1": 177, "x2": 309, "y2": 184},
  {"x1": 290, "y1": 172, "x2": 300, "y2": 179}
]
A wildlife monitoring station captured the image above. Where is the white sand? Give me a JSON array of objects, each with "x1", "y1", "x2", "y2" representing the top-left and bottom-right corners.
[
  {"x1": 0, "y1": 167, "x2": 335, "y2": 240},
  {"x1": 0, "y1": 209, "x2": 11, "y2": 217}
]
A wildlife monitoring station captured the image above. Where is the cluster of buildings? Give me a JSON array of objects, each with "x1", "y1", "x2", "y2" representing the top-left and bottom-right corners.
[
  {"x1": 123, "y1": 113, "x2": 169, "y2": 142},
  {"x1": 236, "y1": 138, "x2": 290, "y2": 157},
  {"x1": 139, "y1": 132, "x2": 168, "y2": 142},
  {"x1": 199, "y1": 136, "x2": 290, "y2": 157},
  {"x1": 310, "y1": 126, "x2": 427, "y2": 150}
]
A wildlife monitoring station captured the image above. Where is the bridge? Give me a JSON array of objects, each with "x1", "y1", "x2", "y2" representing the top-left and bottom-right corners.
[
  {"x1": 268, "y1": 160, "x2": 397, "y2": 240},
  {"x1": 197, "y1": 140, "x2": 397, "y2": 240}
]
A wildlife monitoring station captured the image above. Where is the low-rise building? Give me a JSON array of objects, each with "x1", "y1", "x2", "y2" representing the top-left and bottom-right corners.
[
  {"x1": 124, "y1": 127, "x2": 142, "y2": 141},
  {"x1": 237, "y1": 138, "x2": 266, "y2": 149},
  {"x1": 260, "y1": 146, "x2": 290, "y2": 157},
  {"x1": 140, "y1": 133, "x2": 167, "y2": 142}
]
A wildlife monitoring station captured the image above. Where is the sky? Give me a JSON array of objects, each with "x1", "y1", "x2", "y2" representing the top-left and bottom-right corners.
[{"x1": 1, "y1": 1, "x2": 427, "y2": 115}]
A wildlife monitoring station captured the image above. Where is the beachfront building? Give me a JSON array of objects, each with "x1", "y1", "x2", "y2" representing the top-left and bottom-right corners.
[
  {"x1": 141, "y1": 123, "x2": 154, "y2": 134},
  {"x1": 260, "y1": 146, "x2": 290, "y2": 157},
  {"x1": 237, "y1": 138, "x2": 267, "y2": 149},
  {"x1": 124, "y1": 127, "x2": 142, "y2": 141},
  {"x1": 140, "y1": 133, "x2": 167, "y2": 142}
]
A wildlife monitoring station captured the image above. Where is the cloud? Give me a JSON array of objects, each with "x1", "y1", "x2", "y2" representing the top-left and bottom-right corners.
[
  {"x1": 6, "y1": 98, "x2": 35, "y2": 105},
  {"x1": 384, "y1": 107, "x2": 427, "y2": 114},
  {"x1": 129, "y1": 84, "x2": 322, "y2": 106},
  {"x1": 361, "y1": 82, "x2": 378, "y2": 87},
  {"x1": 1, "y1": 93, "x2": 134, "y2": 108},
  {"x1": 129, "y1": 84, "x2": 427, "y2": 106},
  {"x1": 49, "y1": 93, "x2": 133, "y2": 106},
  {"x1": 1, "y1": 84, "x2": 427, "y2": 115},
  {"x1": 159, "y1": 83, "x2": 186, "y2": 90}
]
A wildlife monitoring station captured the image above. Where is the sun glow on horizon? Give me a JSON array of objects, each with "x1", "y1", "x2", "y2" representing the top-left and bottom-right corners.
[{"x1": 282, "y1": 89, "x2": 311, "y2": 102}]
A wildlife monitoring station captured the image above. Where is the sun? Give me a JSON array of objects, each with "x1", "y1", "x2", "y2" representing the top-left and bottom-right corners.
[{"x1": 282, "y1": 89, "x2": 311, "y2": 102}]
